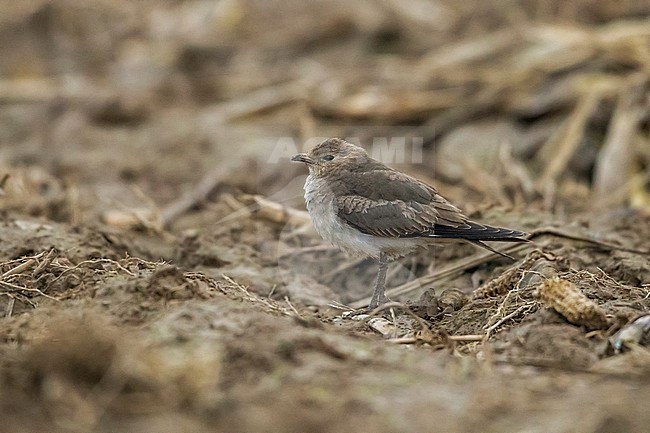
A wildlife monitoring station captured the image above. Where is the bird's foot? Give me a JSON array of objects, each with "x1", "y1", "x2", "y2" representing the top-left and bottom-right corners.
[
  {"x1": 340, "y1": 296, "x2": 392, "y2": 319},
  {"x1": 366, "y1": 295, "x2": 392, "y2": 312}
]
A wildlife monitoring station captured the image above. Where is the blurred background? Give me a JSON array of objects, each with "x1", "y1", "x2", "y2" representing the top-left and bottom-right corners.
[
  {"x1": 1, "y1": 2, "x2": 650, "y2": 432},
  {"x1": 1, "y1": 0, "x2": 649, "y2": 225}
]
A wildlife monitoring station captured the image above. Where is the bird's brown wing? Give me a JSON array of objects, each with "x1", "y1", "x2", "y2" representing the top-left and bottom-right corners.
[
  {"x1": 334, "y1": 169, "x2": 471, "y2": 237},
  {"x1": 334, "y1": 169, "x2": 528, "y2": 242}
]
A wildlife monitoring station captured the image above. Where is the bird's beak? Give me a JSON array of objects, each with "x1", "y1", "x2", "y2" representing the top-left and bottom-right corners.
[{"x1": 291, "y1": 153, "x2": 314, "y2": 164}]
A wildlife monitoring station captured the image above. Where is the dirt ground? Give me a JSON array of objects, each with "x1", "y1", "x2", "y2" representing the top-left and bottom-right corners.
[{"x1": 1, "y1": 1, "x2": 650, "y2": 432}]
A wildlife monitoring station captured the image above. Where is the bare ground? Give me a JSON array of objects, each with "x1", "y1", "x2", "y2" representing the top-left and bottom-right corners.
[{"x1": 1, "y1": 1, "x2": 650, "y2": 432}]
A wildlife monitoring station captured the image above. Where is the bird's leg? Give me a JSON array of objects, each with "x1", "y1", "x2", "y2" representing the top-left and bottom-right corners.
[{"x1": 368, "y1": 252, "x2": 389, "y2": 309}]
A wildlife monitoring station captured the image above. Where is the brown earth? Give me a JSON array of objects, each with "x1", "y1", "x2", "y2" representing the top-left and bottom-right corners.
[{"x1": 1, "y1": 1, "x2": 649, "y2": 432}]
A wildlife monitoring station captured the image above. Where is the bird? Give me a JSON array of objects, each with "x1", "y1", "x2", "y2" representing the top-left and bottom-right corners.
[{"x1": 291, "y1": 138, "x2": 529, "y2": 309}]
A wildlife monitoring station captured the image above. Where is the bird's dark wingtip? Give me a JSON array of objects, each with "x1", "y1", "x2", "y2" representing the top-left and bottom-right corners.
[
  {"x1": 467, "y1": 240, "x2": 517, "y2": 259},
  {"x1": 430, "y1": 221, "x2": 529, "y2": 242}
]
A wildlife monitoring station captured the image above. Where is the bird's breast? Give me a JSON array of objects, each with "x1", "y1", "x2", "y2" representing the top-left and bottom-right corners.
[
  {"x1": 303, "y1": 175, "x2": 338, "y2": 237},
  {"x1": 302, "y1": 175, "x2": 422, "y2": 259}
]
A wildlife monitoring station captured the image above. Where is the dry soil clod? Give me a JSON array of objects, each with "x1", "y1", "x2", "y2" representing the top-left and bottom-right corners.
[{"x1": 537, "y1": 277, "x2": 609, "y2": 331}]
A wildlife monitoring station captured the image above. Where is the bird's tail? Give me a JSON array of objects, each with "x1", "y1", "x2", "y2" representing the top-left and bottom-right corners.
[
  {"x1": 431, "y1": 221, "x2": 528, "y2": 241},
  {"x1": 430, "y1": 221, "x2": 530, "y2": 260}
]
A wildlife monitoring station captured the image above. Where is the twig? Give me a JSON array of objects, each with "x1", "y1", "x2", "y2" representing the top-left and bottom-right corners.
[
  {"x1": 222, "y1": 274, "x2": 290, "y2": 315},
  {"x1": 528, "y1": 227, "x2": 650, "y2": 254},
  {"x1": 326, "y1": 301, "x2": 355, "y2": 311},
  {"x1": 284, "y1": 296, "x2": 304, "y2": 321},
  {"x1": 0, "y1": 280, "x2": 60, "y2": 302},
  {"x1": 386, "y1": 337, "x2": 418, "y2": 344},
  {"x1": 484, "y1": 303, "x2": 531, "y2": 337},
  {"x1": 1, "y1": 258, "x2": 38, "y2": 279},
  {"x1": 50, "y1": 258, "x2": 137, "y2": 283},
  {"x1": 250, "y1": 194, "x2": 311, "y2": 226},
  {"x1": 482, "y1": 264, "x2": 532, "y2": 334},
  {"x1": 33, "y1": 249, "x2": 57, "y2": 276},
  {"x1": 0, "y1": 292, "x2": 37, "y2": 308},
  {"x1": 447, "y1": 334, "x2": 485, "y2": 342},
  {"x1": 386, "y1": 333, "x2": 484, "y2": 345}
]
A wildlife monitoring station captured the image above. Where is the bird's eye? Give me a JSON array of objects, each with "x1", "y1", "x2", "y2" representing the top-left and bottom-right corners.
[{"x1": 322, "y1": 155, "x2": 335, "y2": 161}]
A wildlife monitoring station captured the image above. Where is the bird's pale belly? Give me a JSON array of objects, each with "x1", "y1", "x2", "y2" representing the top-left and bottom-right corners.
[{"x1": 303, "y1": 175, "x2": 426, "y2": 260}]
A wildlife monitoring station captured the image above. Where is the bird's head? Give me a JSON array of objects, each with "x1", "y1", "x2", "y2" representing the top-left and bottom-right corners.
[{"x1": 291, "y1": 138, "x2": 369, "y2": 177}]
